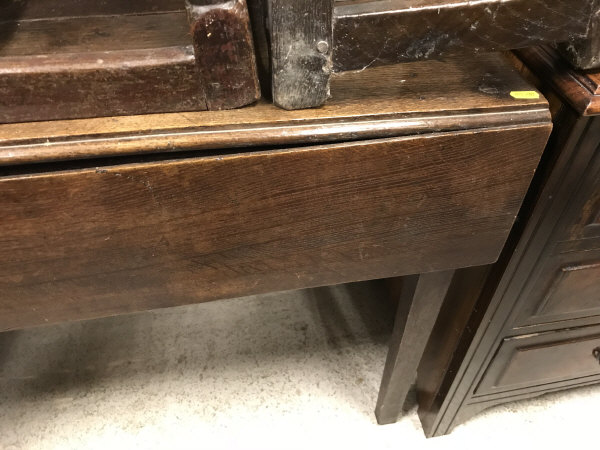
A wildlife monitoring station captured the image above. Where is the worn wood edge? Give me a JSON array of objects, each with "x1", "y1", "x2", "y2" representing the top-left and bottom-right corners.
[
  {"x1": 0, "y1": 50, "x2": 548, "y2": 138},
  {"x1": 0, "y1": 45, "x2": 195, "y2": 74},
  {"x1": 0, "y1": 45, "x2": 208, "y2": 123},
  {"x1": 0, "y1": 107, "x2": 551, "y2": 166},
  {"x1": 0, "y1": 11, "x2": 191, "y2": 57},
  {"x1": 0, "y1": 0, "x2": 185, "y2": 21},
  {"x1": 0, "y1": 123, "x2": 553, "y2": 183},
  {"x1": 515, "y1": 46, "x2": 600, "y2": 116}
]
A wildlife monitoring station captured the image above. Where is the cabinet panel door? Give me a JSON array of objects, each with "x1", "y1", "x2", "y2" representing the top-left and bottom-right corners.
[
  {"x1": 476, "y1": 325, "x2": 600, "y2": 395},
  {"x1": 515, "y1": 249, "x2": 600, "y2": 327},
  {"x1": 558, "y1": 140, "x2": 600, "y2": 243}
]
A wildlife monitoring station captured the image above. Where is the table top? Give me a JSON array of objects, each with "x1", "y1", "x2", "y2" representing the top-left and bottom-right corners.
[{"x1": 0, "y1": 53, "x2": 548, "y2": 166}]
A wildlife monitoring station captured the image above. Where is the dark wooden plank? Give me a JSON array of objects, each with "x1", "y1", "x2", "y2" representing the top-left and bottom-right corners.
[
  {"x1": 186, "y1": 0, "x2": 260, "y2": 110},
  {"x1": 375, "y1": 271, "x2": 455, "y2": 424},
  {"x1": 0, "y1": 46, "x2": 207, "y2": 123},
  {"x1": 333, "y1": 0, "x2": 594, "y2": 72},
  {"x1": 0, "y1": 12, "x2": 190, "y2": 57},
  {"x1": 0, "y1": 124, "x2": 550, "y2": 331},
  {"x1": 0, "y1": 53, "x2": 550, "y2": 164},
  {"x1": 268, "y1": 0, "x2": 333, "y2": 109},
  {"x1": 0, "y1": 0, "x2": 184, "y2": 21}
]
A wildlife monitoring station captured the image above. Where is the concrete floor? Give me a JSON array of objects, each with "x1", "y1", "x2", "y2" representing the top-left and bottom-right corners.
[{"x1": 1, "y1": 281, "x2": 598, "y2": 449}]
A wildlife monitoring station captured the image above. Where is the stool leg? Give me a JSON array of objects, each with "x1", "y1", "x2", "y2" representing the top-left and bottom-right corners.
[
  {"x1": 186, "y1": 0, "x2": 261, "y2": 110},
  {"x1": 375, "y1": 270, "x2": 455, "y2": 425},
  {"x1": 267, "y1": 0, "x2": 333, "y2": 110}
]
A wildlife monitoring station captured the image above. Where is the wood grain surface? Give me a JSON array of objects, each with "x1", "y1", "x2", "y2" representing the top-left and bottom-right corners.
[
  {"x1": 0, "y1": 54, "x2": 548, "y2": 165},
  {"x1": 0, "y1": 0, "x2": 184, "y2": 20},
  {"x1": 0, "y1": 124, "x2": 550, "y2": 331},
  {"x1": 0, "y1": 46, "x2": 208, "y2": 124},
  {"x1": 0, "y1": 12, "x2": 190, "y2": 57}
]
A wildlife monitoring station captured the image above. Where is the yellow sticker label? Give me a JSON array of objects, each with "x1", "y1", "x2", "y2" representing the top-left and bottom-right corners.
[{"x1": 510, "y1": 90, "x2": 540, "y2": 99}]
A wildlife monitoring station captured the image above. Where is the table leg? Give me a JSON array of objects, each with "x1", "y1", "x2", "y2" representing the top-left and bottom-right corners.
[{"x1": 375, "y1": 270, "x2": 455, "y2": 424}]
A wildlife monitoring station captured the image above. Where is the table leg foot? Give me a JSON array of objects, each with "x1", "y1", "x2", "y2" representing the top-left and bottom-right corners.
[{"x1": 375, "y1": 270, "x2": 455, "y2": 425}]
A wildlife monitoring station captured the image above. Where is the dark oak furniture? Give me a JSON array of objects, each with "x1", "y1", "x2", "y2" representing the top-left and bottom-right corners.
[
  {"x1": 263, "y1": 0, "x2": 595, "y2": 109},
  {"x1": 0, "y1": 54, "x2": 550, "y2": 423},
  {"x1": 416, "y1": 47, "x2": 600, "y2": 437},
  {"x1": 0, "y1": 0, "x2": 260, "y2": 122}
]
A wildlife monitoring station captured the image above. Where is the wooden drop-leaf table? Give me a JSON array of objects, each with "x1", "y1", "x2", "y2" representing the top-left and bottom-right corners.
[{"x1": 0, "y1": 54, "x2": 551, "y2": 425}]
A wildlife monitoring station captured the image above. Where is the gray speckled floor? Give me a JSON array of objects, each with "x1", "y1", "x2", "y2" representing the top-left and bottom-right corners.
[{"x1": 1, "y1": 281, "x2": 598, "y2": 450}]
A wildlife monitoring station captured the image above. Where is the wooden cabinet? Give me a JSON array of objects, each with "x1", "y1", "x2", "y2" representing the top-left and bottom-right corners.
[{"x1": 416, "y1": 47, "x2": 600, "y2": 437}]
